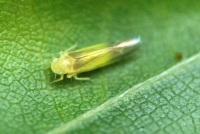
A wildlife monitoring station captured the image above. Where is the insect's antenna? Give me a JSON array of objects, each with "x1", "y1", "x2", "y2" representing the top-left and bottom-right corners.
[
  {"x1": 43, "y1": 64, "x2": 50, "y2": 70},
  {"x1": 64, "y1": 44, "x2": 77, "y2": 53}
]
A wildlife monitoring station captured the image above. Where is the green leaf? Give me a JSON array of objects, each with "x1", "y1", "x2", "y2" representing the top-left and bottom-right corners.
[
  {"x1": 0, "y1": 0, "x2": 200, "y2": 134},
  {"x1": 48, "y1": 53, "x2": 200, "y2": 134}
]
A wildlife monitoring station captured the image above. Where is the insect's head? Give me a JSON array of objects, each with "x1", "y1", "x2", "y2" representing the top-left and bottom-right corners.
[
  {"x1": 51, "y1": 58, "x2": 64, "y2": 75},
  {"x1": 51, "y1": 55, "x2": 73, "y2": 75}
]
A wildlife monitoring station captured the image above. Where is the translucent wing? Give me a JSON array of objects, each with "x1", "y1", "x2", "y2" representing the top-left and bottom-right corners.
[
  {"x1": 68, "y1": 43, "x2": 110, "y2": 57},
  {"x1": 68, "y1": 38, "x2": 140, "y2": 73}
]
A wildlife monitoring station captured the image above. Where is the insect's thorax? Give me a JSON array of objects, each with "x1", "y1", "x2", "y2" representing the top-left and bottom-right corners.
[{"x1": 57, "y1": 54, "x2": 76, "y2": 74}]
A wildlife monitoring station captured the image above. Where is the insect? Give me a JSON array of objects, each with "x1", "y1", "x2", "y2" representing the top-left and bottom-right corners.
[{"x1": 51, "y1": 38, "x2": 141, "y2": 83}]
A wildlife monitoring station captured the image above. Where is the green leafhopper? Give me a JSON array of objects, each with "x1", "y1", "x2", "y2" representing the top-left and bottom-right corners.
[{"x1": 51, "y1": 38, "x2": 141, "y2": 83}]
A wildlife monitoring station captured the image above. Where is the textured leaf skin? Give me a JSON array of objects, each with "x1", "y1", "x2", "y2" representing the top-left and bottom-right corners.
[{"x1": 0, "y1": 0, "x2": 200, "y2": 134}]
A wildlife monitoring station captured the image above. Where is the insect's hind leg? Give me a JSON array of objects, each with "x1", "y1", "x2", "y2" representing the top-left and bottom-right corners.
[
  {"x1": 67, "y1": 74, "x2": 90, "y2": 81},
  {"x1": 74, "y1": 75, "x2": 90, "y2": 80}
]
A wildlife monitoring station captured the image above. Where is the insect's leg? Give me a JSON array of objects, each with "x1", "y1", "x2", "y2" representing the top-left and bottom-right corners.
[
  {"x1": 74, "y1": 75, "x2": 90, "y2": 80},
  {"x1": 66, "y1": 74, "x2": 73, "y2": 79},
  {"x1": 64, "y1": 44, "x2": 77, "y2": 53},
  {"x1": 50, "y1": 74, "x2": 64, "y2": 84},
  {"x1": 67, "y1": 74, "x2": 90, "y2": 80}
]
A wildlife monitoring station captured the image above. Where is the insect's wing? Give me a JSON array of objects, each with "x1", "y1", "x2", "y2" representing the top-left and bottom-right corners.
[
  {"x1": 71, "y1": 48, "x2": 113, "y2": 72},
  {"x1": 69, "y1": 43, "x2": 110, "y2": 57},
  {"x1": 68, "y1": 39, "x2": 140, "y2": 73},
  {"x1": 68, "y1": 43, "x2": 112, "y2": 72}
]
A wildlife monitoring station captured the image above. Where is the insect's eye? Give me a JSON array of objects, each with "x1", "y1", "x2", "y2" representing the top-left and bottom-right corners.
[{"x1": 57, "y1": 70, "x2": 62, "y2": 75}]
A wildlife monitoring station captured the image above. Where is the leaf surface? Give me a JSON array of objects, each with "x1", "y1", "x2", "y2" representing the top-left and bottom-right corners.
[{"x1": 0, "y1": 0, "x2": 200, "y2": 134}]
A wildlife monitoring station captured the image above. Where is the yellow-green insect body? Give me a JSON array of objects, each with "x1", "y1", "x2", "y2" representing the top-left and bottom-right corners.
[{"x1": 51, "y1": 38, "x2": 141, "y2": 83}]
